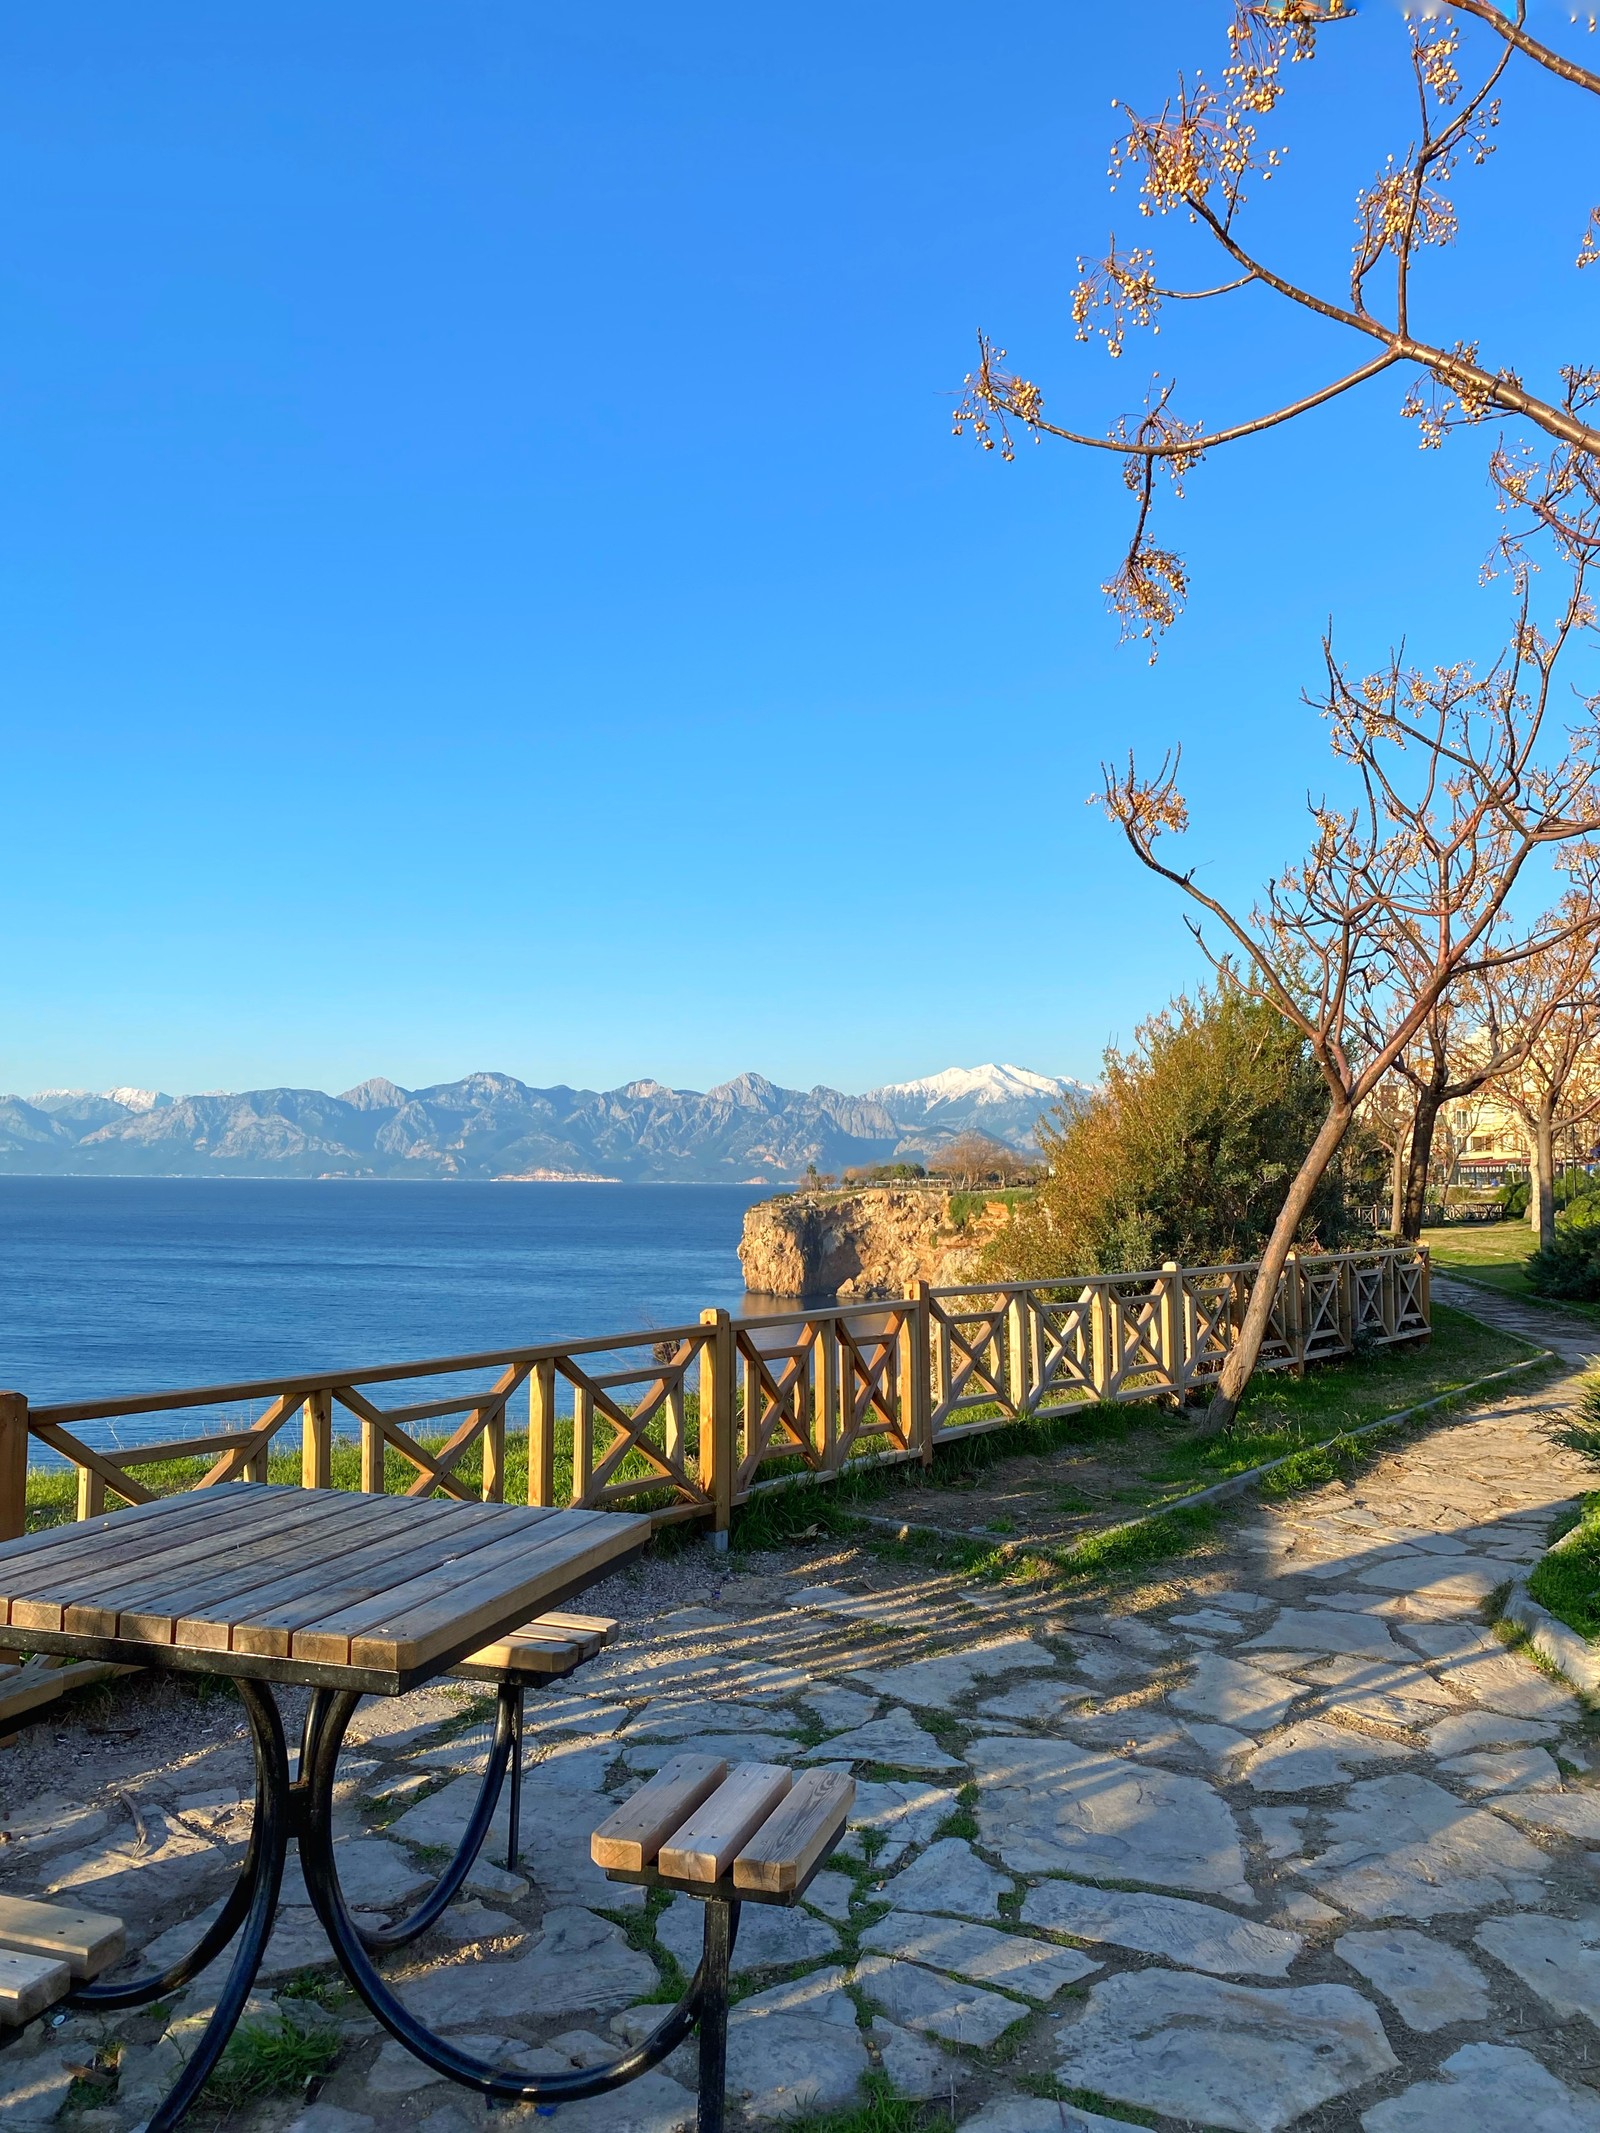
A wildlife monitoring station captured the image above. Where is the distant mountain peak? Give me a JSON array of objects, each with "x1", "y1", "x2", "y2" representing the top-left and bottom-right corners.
[
  {"x1": 871, "y1": 1063, "x2": 1069, "y2": 1107},
  {"x1": 339, "y1": 1077, "x2": 409, "y2": 1112},
  {"x1": 103, "y1": 1087, "x2": 172, "y2": 1113}
]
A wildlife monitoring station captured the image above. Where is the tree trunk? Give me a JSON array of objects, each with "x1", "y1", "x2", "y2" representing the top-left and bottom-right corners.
[
  {"x1": 1399, "y1": 1083, "x2": 1446, "y2": 1241},
  {"x1": 1201, "y1": 1100, "x2": 1356, "y2": 1434},
  {"x1": 1534, "y1": 1106, "x2": 1557, "y2": 1252},
  {"x1": 1387, "y1": 1127, "x2": 1408, "y2": 1237}
]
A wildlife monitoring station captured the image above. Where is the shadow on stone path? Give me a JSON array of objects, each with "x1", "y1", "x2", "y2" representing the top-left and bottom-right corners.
[{"x1": 5, "y1": 1296, "x2": 1600, "y2": 2130}]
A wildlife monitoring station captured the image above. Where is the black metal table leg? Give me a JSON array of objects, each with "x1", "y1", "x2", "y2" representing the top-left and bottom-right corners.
[
  {"x1": 696, "y1": 1896, "x2": 737, "y2": 2133},
  {"x1": 300, "y1": 1687, "x2": 735, "y2": 2108},
  {"x1": 505, "y1": 1682, "x2": 523, "y2": 1874},
  {"x1": 344, "y1": 1680, "x2": 521, "y2": 1953},
  {"x1": 89, "y1": 1678, "x2": 293, "y2": 2133}
]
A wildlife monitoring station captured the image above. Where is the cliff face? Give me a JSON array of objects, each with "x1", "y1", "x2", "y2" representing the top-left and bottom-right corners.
[{"x1": 738, "y1": 1189, "x2": 1012, "y2": 1300}]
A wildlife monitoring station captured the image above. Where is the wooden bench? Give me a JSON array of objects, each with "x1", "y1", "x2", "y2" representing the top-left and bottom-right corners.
[
  {"x1": 591, "y1": 1756, "x2": 854, "y2": 2133},
  {"x1": 451, "y1": 1610, "x2": 617, "y2": 1872},
  {"x1": 0, "y1": 1896, "x2": 124, "y2": 2034}
]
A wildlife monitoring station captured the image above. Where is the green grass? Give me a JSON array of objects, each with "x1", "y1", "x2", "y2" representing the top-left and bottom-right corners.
[
  {"x1": 1530, "y1": 1494, "x2": 1600, "y2": 1639},
  {"x1": 23, "y1": 1399, "x2": 709, "y2": 1533},
  {"x1": 781, "y1": 2073, "x2": 930, "y2": 2132},
  {"x1": 202, "y1": 2015, "x2": 341, "y2": 2108},
  {"x1": 1422, "y1": 1222, "x2": 1600, "y2": 1323}
]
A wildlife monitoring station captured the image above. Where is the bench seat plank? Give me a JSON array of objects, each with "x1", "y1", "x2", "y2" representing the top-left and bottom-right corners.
[
  {"x1": 0, "y1": 1895, "x2": 124, "y2": 1979},
  {"x1": 0, "y1": 1947, "x2": 71, "y2": 2026},
  {"x1": 658, "y1": 1763, "x2": 792, "y2": 1886},
  {"x1": 732, "y1": 1769, "x2": 854, "y2": 1896},
  {"x1": 591, "y1": 1755, "x2": 729, "y2": 1873}
]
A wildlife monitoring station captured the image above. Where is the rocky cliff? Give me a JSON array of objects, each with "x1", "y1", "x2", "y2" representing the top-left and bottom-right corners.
[{"x1": 738, "y1": 1189, "x2": 1014, "y2": 1300}]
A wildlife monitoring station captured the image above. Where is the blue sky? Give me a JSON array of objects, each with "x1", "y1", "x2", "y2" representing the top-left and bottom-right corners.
[{"x1": 1, "y1": 2, "x2": 1595, "y2": 1099}]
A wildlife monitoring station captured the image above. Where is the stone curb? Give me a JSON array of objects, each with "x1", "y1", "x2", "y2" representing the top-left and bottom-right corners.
[
  {"x1": 1501, "y1": 1574, "x2": 1600, "y2": 1697},
  {"x1": 845, "y1": 1348, "x2": 1560, "y2": 1559}
]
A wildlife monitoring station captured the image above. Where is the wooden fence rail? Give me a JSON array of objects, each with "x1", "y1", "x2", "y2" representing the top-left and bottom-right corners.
[{"x1": 0, "y1": 1243, "x2": 1426, "y2": 1727}]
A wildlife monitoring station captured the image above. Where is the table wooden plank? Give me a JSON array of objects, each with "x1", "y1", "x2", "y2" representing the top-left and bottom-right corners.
[
  {"x1": 286, "y1": 1511, "x2": 605, "y2": 1668},
  {"x1": 346, "y1": 1513, "x2": 645, "y2": 1673},
  {"x1": 225, "y1": 1500, "x2": 562, "y2": 1658},
  {"x1": 60, "y1": 1490, "x2": 377, "y2": 1639},
  {"x1": 5, "y1": 1488, "x2": 312, "y2": 1631},
  {"x1": 0, "y1": 1488, "x2": 276, "y2": 1613},
  {"x1": 179, "y1": 1495, "x2": 505, "y2": 1653}
]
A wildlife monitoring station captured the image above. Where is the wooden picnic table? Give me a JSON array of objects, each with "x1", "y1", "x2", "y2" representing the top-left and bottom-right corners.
[{"x1": 0, "y1": 1484, "x2": 654, "y2": 2130}]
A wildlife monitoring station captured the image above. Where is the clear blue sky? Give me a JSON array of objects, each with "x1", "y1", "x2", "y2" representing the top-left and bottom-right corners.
[{"x1": 1, "y1": 2, "x2": 1594, "y2": 1099}]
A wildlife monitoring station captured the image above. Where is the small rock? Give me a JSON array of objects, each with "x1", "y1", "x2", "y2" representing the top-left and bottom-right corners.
[
  {"x1": 859, "y1": 1914, "x2": 1098, "y2": 2001},
  {"x1": 970, "y1": 1735, "x2": 1253, "y2": 1901},
  {"x1": 1337, "y1": 1928, "x2": 1490, "y2": 2031},
  {"x1": 1426, "y1": 1712, "x2": 1560, "y2": 1755},
  {"x1": 1475, "y1": 1911, "x2": 1600, "y2": 2025},
  {"x1": 804, "y1": 1869, "x2": 856, "y2": 1921},
  {"x1": 871, "y1": 2019, "x2": 951, "y2": 2100},
  {"x1": 1248, "y1": 1806, "x2": 1308, "y2": 1862},
  {"x1": 1437, "y1": 1747, "x2": 1561, "y2": 1794},
  {"x1": 655, "y1": 1892, "x2": 838, "y2": 1976},
  {"x1": 1361, "y1": 2040, "x2": 1600, "y2": 2131},
  {"x1": 1243, "y1": 1719, "x2": 1411, "y2": 1794},
  {"x1": 849, "y1": 1637, "x2": 1059, "y2": 1711},
  {"x1": 1169, "y1": 1653, "x2": 1306, "y2": 1734},
  {"x1": 1245, "y1": 1609, "x2": 1409, "y2": 1662},
  {"x1": 806, "y1": 1707, "x2": 962, "y2": 1774},
  {"x1": 1054, "y1": 1969, "x2": 1398, "y2": 2133},
  {"x1": 1171, "y1": 1609, "x2": 1253, "y2": 1635},
  {"x1": 1022, "y1": 1880, "x2": 1303, "y2": 1978},
  {"x1": 854, "y1": 1954, "x2": 1030, "y2": 2046},
  {"x1": 880, "y1": 1838, "x2": 1011, "y2": 1920},
  {"x1": 802, "y1": 1686, "x2": 879, "y2": 1734}
]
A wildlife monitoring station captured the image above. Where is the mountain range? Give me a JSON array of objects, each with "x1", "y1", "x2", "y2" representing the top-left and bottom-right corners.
[{"x1": 0, "y1": 1063, "x2": 1084, "y2": 1185}]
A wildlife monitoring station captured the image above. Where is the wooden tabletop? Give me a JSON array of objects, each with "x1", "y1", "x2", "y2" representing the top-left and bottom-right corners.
[{"x1": 0, "y1": 1485, "x2": 651, "y2": 1695}]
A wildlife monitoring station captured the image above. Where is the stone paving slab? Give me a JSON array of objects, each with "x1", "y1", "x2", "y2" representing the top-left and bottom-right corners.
[{"x1": 1021, "y1": 1879, "x2": 1303, "y2": 1976}]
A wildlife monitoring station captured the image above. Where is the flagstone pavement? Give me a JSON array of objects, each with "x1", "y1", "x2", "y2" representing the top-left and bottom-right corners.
[{"x1": 5, "y1": 1286, "x2": 1600, "y2": 2131}]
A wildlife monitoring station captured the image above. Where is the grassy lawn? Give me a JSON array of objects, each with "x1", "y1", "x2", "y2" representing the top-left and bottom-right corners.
[
  {"x1": 1529, "y1": 1491, "x2": 1600, "y2": 1640},
  {"x1": 1424, "y1": 1220, "x2": 1600, "y2": 1325}
]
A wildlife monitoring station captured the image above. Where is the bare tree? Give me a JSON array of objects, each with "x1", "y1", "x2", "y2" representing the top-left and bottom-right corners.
[
  {"x1": 1388, "y1": 980, "x2": 1542, "y2": 1241},
  {"x1": 1101, "y1": 567, "x2": 1600, "y2": 1429},
  {"x1": 953, "y1": 3, "x2": 1600, "y2": 647},
  {"x1": 930, "y1": 1133, "x2": 1038, "y2": 1191},
  {"x1": 1358, "y1": 1067, "x2": 1423, "y2": 1238},
  {"x1": 1483, "y1": 892, "x2": 1600, "y2": 1246}
]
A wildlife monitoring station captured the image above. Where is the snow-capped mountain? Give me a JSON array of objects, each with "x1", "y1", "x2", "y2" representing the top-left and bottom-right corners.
[
  {"x1": 0, "y1": 1064, "x2": 1078, "y2": 1179},
  {"x1": 868, "y1": 1063, "x2": 1086, "y2": 1152}
]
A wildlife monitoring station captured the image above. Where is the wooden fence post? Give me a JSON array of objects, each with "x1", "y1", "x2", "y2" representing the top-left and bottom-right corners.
[
  {"x1": 1090, "y1": 1281, "x2": 1113, "y2": 1404},
  {"x1": 699, "y1": 1308, "x2": 735, "y2": 1544},
  {"x1": 1005, "y1": 1286, "x2": 1029, "y2": 1419},
  {"x1": 481, "y1": 1404, "x2": 506, "y2": 1503},
  {"x1": 302, "y1": 1392, "x2": 333, "y2": 1491},
  {"x1": 528, "y1": 1360, "x2": 556, "y2": 1506},
  {"x1": 77, "y1": 1468, "x2": 107, "y2": 1522},
  {"x1": 360, "y1": 1414, "x2": 385, "y2": 1496},
  {"x1": 0, "y1": 1393, "x2": 27, "y2": 1542},
  {"x1": 1158, "y1": 1264, "x2": 1183, "y2": 1401}
]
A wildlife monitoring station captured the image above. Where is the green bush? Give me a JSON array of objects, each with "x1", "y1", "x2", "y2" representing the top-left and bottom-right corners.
[{"x1": 1527, "y1": 1210, "x2": 1600, "y2": 1300}]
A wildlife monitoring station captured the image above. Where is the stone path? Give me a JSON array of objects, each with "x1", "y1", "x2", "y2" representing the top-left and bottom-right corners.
[{"x1": 5, "y1": 1311, "x2": 1600, "y2": 2130}]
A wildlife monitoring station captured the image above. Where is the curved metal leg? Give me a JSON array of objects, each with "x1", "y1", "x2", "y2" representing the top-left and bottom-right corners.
[
  {"x1": 67, "y1": 1677, "x2": 288, "y2": 2012},
  {"x1": 302, "y1": 1688, "x2": 735, "y2": 2104},
  {"x1": 140, "y1": 1679, "x2": 292, "y2": 2133},
  {"x1": 350, "y1": 1681, "x2": 520, "y2": 1953}
]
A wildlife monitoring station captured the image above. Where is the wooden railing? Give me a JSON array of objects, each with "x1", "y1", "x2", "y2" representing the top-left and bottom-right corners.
[{"x1": 0, "y1": 1245, "x2": 1428, "y2": 1552}]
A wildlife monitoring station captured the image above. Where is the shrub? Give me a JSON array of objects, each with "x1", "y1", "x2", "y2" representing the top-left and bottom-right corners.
[
  {"x1": 983, "y1": 977, "x2": 1380, "y2": 1277},
  {"x1": 1527, "y1": 1211, "x2": 1600, "y2": 1300}
]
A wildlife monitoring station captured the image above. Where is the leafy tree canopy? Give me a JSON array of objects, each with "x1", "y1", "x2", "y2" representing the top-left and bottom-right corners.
[{"x1": 987, "y1": 979, "x2": 1377, "y2": 1277}]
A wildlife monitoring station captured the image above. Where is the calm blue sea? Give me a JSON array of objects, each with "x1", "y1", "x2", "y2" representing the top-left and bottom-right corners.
[{"x1": 0, "y1": 1178, "x2": 772, "y2": 1459}]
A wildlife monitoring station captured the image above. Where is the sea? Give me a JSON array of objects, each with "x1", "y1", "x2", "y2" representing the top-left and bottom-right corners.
[{"x1": 0, "y1": 1177, "x2": 774, "y2": 1460}]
